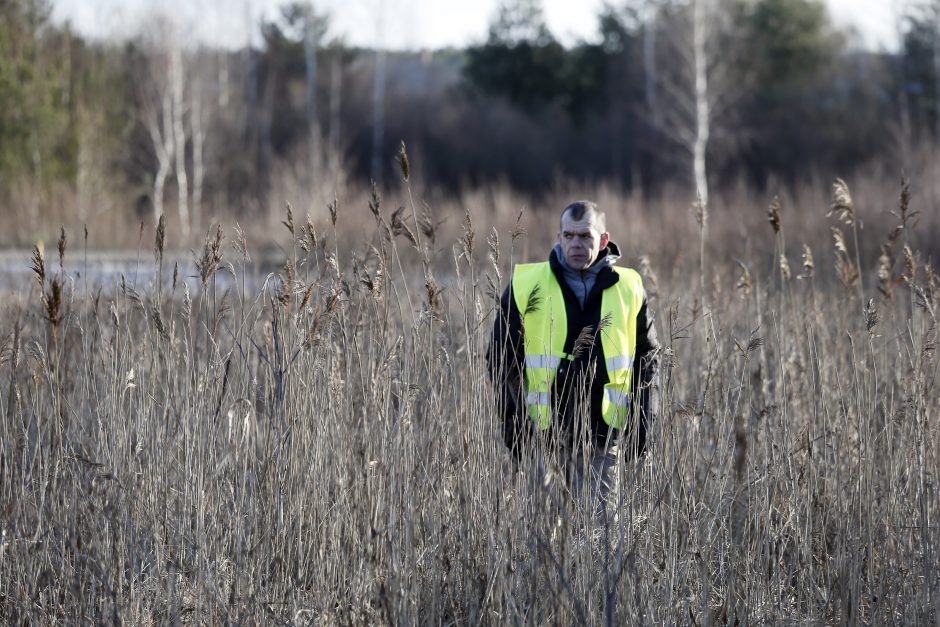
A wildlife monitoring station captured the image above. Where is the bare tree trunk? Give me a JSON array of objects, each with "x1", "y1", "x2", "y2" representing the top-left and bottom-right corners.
[
  {"x1": 371, "y1": 46, "x2": 387, "y2": 184},
  {"x1": 76, "y1": 116, "x2": 92, "y2": 222},
  {"x1": 148, "y1": 89, "x2": 174, "y2": 223},
  {"x1": 28, "y1": 127, "x2": 42, "y2": 229},
  {"x1": 218, "y1": 51, "x2": 230, "y2": 109},
  {"x1": 644, "y1": 0, "x2": 724, "y2": 204},
  {"x1": 171, "y1": 45, "x2": 189, "y2": 238},
  {"x1": 329, "y1": 50, "x2": 343, "y2": 182},
  {"x1": 692, "y1": 0, "x2": 710, "y2": 206},
  {"x1": 245, "y1": 3, "x2": 259, "y2": 178},
  {"x1": 191, "y1": 81, "x2": 206, "y2": 233},
  {"x1": 888, "y1": 2, "x2": 912, "y2": 169},
  {"x1": 260, "y1": 69, "x2": 274, "y2": 181},
  {"x1": 304, "y1": 17, "x2": 318, "y2": 136},
  {"x1": 370, "y1": 2, "x2": 387, "y2": 184}
]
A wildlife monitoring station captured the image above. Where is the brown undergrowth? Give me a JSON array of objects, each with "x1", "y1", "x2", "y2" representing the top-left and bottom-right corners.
[{"x1": 0, "y1": 164, "x2": 937, "y2": 623}]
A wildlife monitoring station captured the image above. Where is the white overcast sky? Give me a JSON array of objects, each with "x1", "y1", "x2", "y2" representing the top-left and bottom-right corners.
[{"x1": 51, "y1": 0, "x2": 903, "y2": 51}]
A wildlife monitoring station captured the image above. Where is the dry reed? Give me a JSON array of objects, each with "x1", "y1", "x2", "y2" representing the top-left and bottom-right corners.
[{"x1": 0, "y1": 174, "x2": 937, "y2": 625}]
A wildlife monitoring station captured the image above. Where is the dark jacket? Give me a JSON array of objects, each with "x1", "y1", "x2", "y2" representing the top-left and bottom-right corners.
[{"x1": 487, "y1": 242, "x2": 660, "y2": 457}]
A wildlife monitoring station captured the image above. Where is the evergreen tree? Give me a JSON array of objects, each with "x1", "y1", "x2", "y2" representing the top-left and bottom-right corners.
[{"x1": 0, "y1": 0, "x2": 77, "y2": 188}]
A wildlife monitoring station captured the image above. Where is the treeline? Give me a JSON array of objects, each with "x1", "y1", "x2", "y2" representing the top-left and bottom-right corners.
[{"x1": 1, "y1": 0, "x2": 939, "y2": 240}]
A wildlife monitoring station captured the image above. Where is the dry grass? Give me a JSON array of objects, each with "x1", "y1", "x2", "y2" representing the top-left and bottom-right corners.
[{"x1": 0, "y1": 172, "x2": 938, "y2": 624}]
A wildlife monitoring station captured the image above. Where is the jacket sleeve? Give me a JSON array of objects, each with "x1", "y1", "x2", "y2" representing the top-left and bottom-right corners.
[
  {"x1": 487, "y1": 282, "x2": 530, "y2": 456},
  {"x1": 632, "y1": 294, "x2": 661, "y2": 434}
]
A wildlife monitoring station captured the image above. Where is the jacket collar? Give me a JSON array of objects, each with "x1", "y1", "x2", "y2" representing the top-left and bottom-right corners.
[
  {"x1": 549, "y1": 241, "x2": 622, "y2": 295},
  {"x1": 549, "y1": 241, "x2": 621, "y2": 273}
]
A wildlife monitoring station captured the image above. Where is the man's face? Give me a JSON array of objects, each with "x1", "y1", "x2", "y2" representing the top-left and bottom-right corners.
[{"x1": 558, "y1": 211, "x2": 609, "y2": 270}]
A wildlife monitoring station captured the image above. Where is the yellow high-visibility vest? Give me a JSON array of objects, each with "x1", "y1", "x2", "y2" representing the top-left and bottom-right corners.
[{"x1": 511, "y1": 262, "x2": 644, "y2": 429}]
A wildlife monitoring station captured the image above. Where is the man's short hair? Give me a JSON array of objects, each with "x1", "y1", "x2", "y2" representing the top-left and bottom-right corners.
[{"x1": 561, "y1": 200, "x2": 606, "y2": 232}]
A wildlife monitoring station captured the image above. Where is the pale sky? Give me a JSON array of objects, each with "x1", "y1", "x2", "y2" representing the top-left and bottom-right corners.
[{"x1": 51, "y1": 0, "x2": 903, "y2": 51}]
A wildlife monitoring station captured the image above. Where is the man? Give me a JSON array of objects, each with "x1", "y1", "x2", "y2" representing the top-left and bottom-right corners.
[{"x1": 488, "y1": 200, "x2": 659, "y2": 517}]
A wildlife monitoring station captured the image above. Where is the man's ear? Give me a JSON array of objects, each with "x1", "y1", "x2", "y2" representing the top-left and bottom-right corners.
[{"x1": 599, "y1": 232, "x2": 610, "y2": 249}]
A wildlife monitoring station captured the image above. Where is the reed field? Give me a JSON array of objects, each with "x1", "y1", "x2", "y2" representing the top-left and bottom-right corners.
[{"x1": 0, "y1": 169, "x2": 938, "y2": 624}]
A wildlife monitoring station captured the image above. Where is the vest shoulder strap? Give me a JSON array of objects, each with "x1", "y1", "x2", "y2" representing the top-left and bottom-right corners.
[
  {"x1": 511, "y1": 262, "x2": 554, "y2": 309},
  {"x1": 512, "y1": 262, "x2": 551, "y2": 282},
  {"x1": 613, "y1": 266, "x2": 642, "y2": 288},
  {"x1": 611, "y1": 266, "x2": 645, "y2": 310},
  {"x1": 613, "y1": 266, "x2": 644, "y2": 299}
]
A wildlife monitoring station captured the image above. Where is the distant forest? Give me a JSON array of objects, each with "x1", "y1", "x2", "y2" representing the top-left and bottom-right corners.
[{"x1": 2, "y1": 0, "x2": 940, "y2": 239}]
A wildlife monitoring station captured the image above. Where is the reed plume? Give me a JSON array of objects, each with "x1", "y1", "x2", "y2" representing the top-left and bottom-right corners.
[
  {"x1": 155, "y1": 214, "x2": 166, "y2": 265},
  {"x1": 396, "y1": 140, "x2": 410, "y2": 182},
  {"x1": 196, "y1": 224, "x2": 224, "y2": 288}
]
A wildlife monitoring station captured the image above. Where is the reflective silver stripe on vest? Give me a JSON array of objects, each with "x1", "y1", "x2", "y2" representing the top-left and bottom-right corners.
[
  {"x1": 526, "y1": 391, "x2": 551, "y2": 406},
  {"x1": 525, "y1": 354, "x2": 561, "y2": 369},
  {"x1": 606, "y1": 354, "x2": 634, "y2": 371},
  {"x1": 605, "y1": 387, "x2": 631, "y2": 407}
]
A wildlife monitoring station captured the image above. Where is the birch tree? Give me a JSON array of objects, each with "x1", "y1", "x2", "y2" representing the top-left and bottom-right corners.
[
  {"x1": 637, "y1": 0, "x2": 767, "y2": 203},
  {"x1": 170, "y1": 44, "x2": 190, "y2": 236},
  {"x1": 328, "y1": 45, "x2": 344, "y2": 182},
  {"x1": 691, "y1": 0, "x2": 710, "y2": 205},
  {"x1": 191, "y1": 76, "x2": 206, "y2": 231},
  {"x1": 138, "y1": 29, "x2": 176, "y2": 225},
  {"x1": 138, "y1": 19, "x2": 203, "y2": 236},
  {"x1": 643, "y1": 0, "x2": 733, "y2": 206}
]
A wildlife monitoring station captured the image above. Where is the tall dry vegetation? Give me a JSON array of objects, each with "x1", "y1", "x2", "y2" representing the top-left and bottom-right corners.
[{"x1": 0, "y1": 165, "x2": 938, "y2": 623}]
